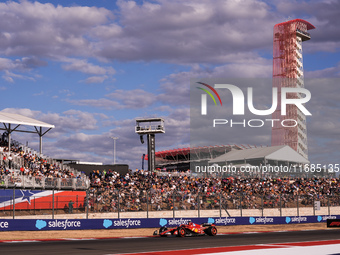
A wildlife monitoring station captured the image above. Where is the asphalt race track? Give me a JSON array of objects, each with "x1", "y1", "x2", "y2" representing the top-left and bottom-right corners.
[{"x1": 1, "y1": 229, "x2": 340, "y2": 255}]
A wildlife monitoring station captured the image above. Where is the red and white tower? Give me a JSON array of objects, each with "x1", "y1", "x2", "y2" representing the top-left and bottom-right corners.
[{"x1": 271, "y1": 19, "x2": 315, "y2": 159}]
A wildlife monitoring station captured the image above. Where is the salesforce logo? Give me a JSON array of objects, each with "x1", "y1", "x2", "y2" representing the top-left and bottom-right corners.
[
  {"x1": 249, "y1": 217, "x2": 255, "y2": 224},
  {"x1": 103, "y1": 219, "x2": 113, "y2": 228},
  {"x1": 0, "y1": 221, "x2": 9, "y2": 229},
  {"x1": 249, "y1": 217, "x2": 273, "y2": 224},
  {"x1": 35, "y1": 219, "x2": 81, "y2": 230},
  {"x1": 35, "y1": 220, "x2": 47, "y2": 230},
  {"x1": 159, "y1": 218, "x2": 167, "y2": 227},
  {"x1": 208, "y1": 218, "x2": 215, "y2": 224}
]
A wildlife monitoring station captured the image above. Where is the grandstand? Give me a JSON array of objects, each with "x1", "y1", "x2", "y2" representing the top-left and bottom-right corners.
[
  {"x1": 209, "y1": 145, "x2": 309, "y2": 167},
  {"x1": 149, "y1": 144, "x2": 250, "y2": 171},
  {"x1": 0, "y1": 112, "x2": 338, "y2": 218},
  {"x1": 66, "y1": 162, "x2": 129, "y2": 176},
  {"x1": 0, "y1": 112, "x2": 89, "y2": 190},
  {"x1": 0, "y1": 141, "x2": 89, "y2": 190},
  {"x1": 150, "y1": 144, "x2": 309, "y2": 173},
  {"x1": 0, "y1": 112, "x2": 54, "y2": 154}
]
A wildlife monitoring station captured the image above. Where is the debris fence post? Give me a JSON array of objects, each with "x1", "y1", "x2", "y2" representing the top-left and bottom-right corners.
[
  {"x1": 146, "y1": 191, "x2": 149, "y2": 219},
  {"x1": 52, "y1": 189, "x2": 55, "y2": 219},
  {"x1": 172, "y1": 191, "x2": 175, "y2": 218},
  {"x1": 12, "y1": 186, "x2": 15, "y2": 219},
  {"x1": 261, "y1": 195, "x2": 264, "y2": 217}
]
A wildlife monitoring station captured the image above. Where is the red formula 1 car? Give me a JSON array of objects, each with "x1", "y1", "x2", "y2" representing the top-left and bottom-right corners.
[{"x1": 154, "y1": 221, "x2": 217, "y2": 237}]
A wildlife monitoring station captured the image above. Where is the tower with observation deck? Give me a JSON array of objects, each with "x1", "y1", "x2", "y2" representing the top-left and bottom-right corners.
[
  {"x1": 271, "y1": 19, "x2": 315, "y2": 159},
  {"x1": 135, "y1": 118, "x2": 165, "y2": 173}
]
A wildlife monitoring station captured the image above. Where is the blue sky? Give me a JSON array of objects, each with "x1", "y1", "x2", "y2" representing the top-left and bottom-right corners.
[{"x1": 0, "y1": 0, "x2": 339, "y2": 169}]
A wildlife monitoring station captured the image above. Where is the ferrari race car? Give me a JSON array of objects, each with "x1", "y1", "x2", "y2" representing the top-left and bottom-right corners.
[{"x1": 153, "y1": 221, "x2": 217, "y2": 237}]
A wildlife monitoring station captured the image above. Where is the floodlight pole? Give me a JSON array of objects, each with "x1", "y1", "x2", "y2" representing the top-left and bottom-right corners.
[{"x1": 110, "y1": 137, "x2": 118, "y2": 165}]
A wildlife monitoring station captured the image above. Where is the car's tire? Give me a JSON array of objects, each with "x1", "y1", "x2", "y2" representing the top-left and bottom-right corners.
[
  {"x1": 177, "y1": 227, "x2": 186, "y2": 237},
  {"x1": 206, "y1": 226, "x2": 217, "y2": 236}
]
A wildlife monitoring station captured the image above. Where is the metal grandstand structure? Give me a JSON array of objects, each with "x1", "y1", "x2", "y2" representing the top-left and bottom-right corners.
[
  {"x1": 0, "y1": 111, "x2": 90, "y2": 190},
  {"x1": 271, "y1": 19, "x2": 315, "y2": 159},
  {"x1": 0, "y1": 112, "x2": 55, "y2": 155},
  {"x1": 210, "y1": 145, "x2": 309, "y2": 166}
]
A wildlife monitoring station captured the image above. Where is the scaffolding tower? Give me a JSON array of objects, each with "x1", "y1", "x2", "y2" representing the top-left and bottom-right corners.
[{"x1": 271, "y1": 19, "x2": 315, "y2": 159}]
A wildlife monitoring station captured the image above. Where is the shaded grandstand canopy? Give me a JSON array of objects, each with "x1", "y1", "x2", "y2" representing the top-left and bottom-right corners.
[
  {"x1": 209, "y1": 145, "x2": 309, "y2": 165},
  {"x1": 0, "y1": 111, "x2": 55, "y2": 154}
]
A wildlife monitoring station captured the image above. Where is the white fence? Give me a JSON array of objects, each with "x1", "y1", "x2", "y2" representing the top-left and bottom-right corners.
[{"x1": 0, "y1": 175, "x2": 89, "y2": 190}]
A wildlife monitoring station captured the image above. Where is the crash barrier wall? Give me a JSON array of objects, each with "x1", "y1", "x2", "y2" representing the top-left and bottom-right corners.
[
  {"x1": 1, "y1": 188, "x2": 340, "y2": 219},
  {"x1": 0, "y1": 215, "x2": 338, "y2": 231},
  {"x1": 2, "y1": 207, "x2": 340, "y2": 220}
]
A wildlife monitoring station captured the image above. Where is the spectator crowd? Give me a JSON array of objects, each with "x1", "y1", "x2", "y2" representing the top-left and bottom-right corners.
[
  {"x1": 0, "y1": 138, "x2": 82, "y2": 179},
  {"x1": 87, "y1": 168, "x2": 340, "y2": 212},
  {"x1": 1, "y1": 134, "x2": 339, "y2": 213}
]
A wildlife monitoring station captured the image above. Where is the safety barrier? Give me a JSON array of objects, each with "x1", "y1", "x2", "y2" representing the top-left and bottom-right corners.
[{"x1": 0, "y1": 215, "x2": 338, "y2": 231}]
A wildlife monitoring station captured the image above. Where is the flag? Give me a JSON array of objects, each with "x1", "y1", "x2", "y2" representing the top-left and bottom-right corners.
[{"x1": 0, "y1": 189, "x2": 86, "y2": 210}]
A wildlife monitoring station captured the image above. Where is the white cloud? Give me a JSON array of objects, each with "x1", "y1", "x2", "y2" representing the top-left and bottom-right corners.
[
  {"x1": 2, "y1": 70, "x2": 36, "y2": 82},
  {"x1": 306, "y1": 62, "x2": 340, "y2": 78},
  {"x1": 69, "y1": 89, "x2": 156, "y2": 109},
  {"x1": 61, "y1": 58, "x2": 115, "y2": 75},
  {"x1": 0, "y1": 1, "x2": 112, "y2": 82},
  {"x1": 95, "y1": 0, "x2": 275, "y2": 64},
  {"x1": 82, "y1": 76, "x2": 109, "y2": 84},
  {"x1": 1, "y1": 108, "x2": 99, "y2": 136},
  {"x1": 106, "y1": 89, "x2": 156, "y2": 109},
  {"x1": 0, "y1": 0, "x2": 338, "y2": 84},
  {"x1": 1, "y1": 0, "x2": 339, "y2": 168},
  {"x1": 158, "y1": 60, "x2": 272, "y2": 106},
  {"x1": 0, "y1": 0, "x2": 275, "y2": 65},
  {"x1": 0, "y1": 1, "x2": 111, "y2": 57}
]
